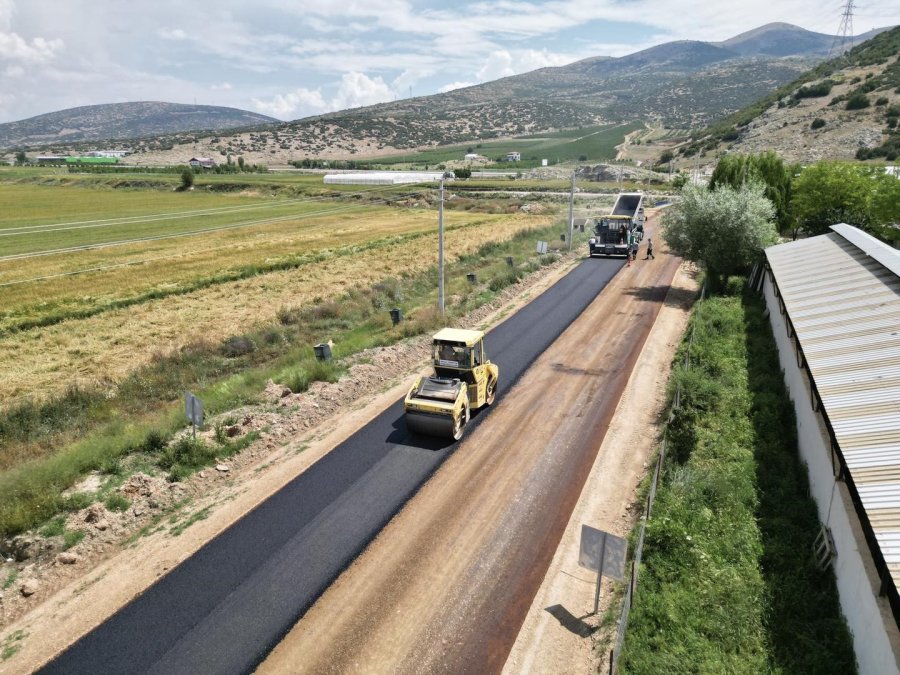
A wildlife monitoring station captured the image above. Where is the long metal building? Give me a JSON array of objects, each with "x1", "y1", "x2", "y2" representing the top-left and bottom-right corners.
[{"x1": 763, "y1": 224, "x2": 900, "y2": 674}]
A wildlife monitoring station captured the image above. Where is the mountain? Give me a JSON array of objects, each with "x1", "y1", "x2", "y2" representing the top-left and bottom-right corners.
[
  {"x1": 6, "y1": 23, "x2": 895, "y2": 163},
  {"x1": 665, "y1": 25, "x2": 900, "y2": 164},
  {"x1": 718, "y1": 22, "x2": 890, "y2": 57},
  {"x1": 0, "y1": 102, "x2": 277, "y2": 150}
]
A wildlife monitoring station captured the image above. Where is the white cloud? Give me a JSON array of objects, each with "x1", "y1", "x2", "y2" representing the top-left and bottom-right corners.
[
  {"x1": 0, "y1": 31, "x2": 63, "y2": 63},
  {"x1": 476, "y1": 50, "x2": 516, "y2": 82},
  {"x1": 0, "y1": 0, "x2": 12, "y2": 32},
  {"x1": 252, "y1": 87, "x2": 328, "y2": 118},
  {"x1": 438, "y1": 81, "x2": 476, "y2": 93},
  {"x1": 473, "y1": 48, "x2": 571, "y2": 83},
  {"x1": 332, "y1": 71, "x2": 394, "y2": 110},
  {"x1": 158, "y1": 27, "x2": 187, "y2": 40},
  {"x1": 252, "y1": 71, "x2": 396, "y2": 119},
  {"x1": 211, "y1": 82, "x2": 233, "y2": 91}
]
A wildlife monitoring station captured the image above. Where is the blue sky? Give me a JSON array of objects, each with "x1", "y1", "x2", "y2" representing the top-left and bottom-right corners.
[{"x1": 0, "y1": 0, "x2": 897, "y2": 123}]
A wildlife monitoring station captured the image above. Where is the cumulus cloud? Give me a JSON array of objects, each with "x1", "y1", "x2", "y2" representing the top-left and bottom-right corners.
[
  {"x1": 252, "y1": 71, "x2": 396, "y2": 119},
  {"x1": 0, "y1": 31, "x2": 63, "y2": 63},
  {"x1": 438, "y1": 81, "x2": 476, "y2": 93},
  {"x1": 331, "y1": 71, "x2": 394, "y2": 110},
  {"x1": 252, "y1": 87, "x2": 328, "y2": 118}
]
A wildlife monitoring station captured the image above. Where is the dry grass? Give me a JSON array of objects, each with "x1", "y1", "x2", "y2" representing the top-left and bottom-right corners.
[
  {"x1": 0, "y1": 210, "x2": 552, "y2": 406},
  {"x1": 0, "y1": 206, "x2": 441, "y2": 331}
]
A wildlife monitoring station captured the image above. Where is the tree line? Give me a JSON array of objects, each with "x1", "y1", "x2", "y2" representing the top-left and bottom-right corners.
[{"x1": 663, "y1": 151, "x2": 900, "y2": 290}]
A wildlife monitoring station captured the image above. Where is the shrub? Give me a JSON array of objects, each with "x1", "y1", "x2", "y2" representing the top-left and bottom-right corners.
[
  {"x1": 876, "y1": 97, "x2": 889, "y2": 106},
  {"x1": 794, "y1": 80, "x2": 834, "y2": 99},
  {"x1": 104, "y1": 493, "x2": 131, "y2": 512},
  {"x1": 222, "y1": 335, "x2": 256, "y2": 357},
  {"x1": 158, "y1": 436, "x2": 217, "y2": 477},
  {"x1": 63, "y1": 530, "x2": 85, "y2": 550},
  {"x1": 39, "y1": 516, "x2": 66, "y2": 538},
  {"x1": 810, "y1": 118, "x2": 826, "y2": 130},
  {"x1": 846, "y1": 93, "x2": 871, "y2": 110},
  {"x1": 179, "y1": 169, "x2": 194, "y2": 191},
  {"x1": 488, "y1": 268, "x2": 521, "y2": 291},
  {"x1": 141, "y1": 429, "x2": 166, "y2": 454}
]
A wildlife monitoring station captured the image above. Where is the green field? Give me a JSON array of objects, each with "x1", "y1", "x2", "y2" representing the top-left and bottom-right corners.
[
  {"x1": 0, "y1": 181, "x2": 420, "y2": 257},
  {"x1": 371, "y1": 123, "x2": 641, "y2": 168}
]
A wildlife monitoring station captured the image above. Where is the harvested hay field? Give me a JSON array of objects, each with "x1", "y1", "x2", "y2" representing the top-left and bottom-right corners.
[{"x1": 0, "y1": 209, "x2": 554, "y2": 406}]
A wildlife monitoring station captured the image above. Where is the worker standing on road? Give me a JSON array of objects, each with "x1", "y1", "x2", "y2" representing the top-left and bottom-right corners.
[{"x1": 646, "y1": 238, "x2": 654, "y2": 260}]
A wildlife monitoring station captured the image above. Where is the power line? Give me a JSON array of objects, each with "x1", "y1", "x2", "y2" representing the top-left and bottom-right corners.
[{"x1": 829, "y1": 0, "x2": 855, "y2": 59}]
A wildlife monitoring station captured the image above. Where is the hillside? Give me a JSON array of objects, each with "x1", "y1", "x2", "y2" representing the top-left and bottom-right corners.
[
  {"x1": 5, "y1": 23, "x2": 892, "y2": 165},
  {"x1": 0, "y1": 102, "x2": 277, "y2": 151},
  {"x1": 123, "y1": 24, "x2": 831, "y2": 167},
  {"x1": 664, "y1": 26, "x2": 900, "y2": 164}
]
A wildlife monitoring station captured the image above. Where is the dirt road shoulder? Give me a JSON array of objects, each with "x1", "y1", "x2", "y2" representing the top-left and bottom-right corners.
[{"x1": 502, "y1": 260, "x2": 698, "y2": 675}]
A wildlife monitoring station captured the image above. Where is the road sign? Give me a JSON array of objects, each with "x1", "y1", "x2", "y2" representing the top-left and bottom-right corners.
[
  {"x1": 579, "y1": 524, "x2": 627, "y2": 614},
  {"x1": 184, "y1": 391, "x2": 203, "y2": 435},
  {"x1": 579, "y1": 525, "x2": 626, "y2": 579}
]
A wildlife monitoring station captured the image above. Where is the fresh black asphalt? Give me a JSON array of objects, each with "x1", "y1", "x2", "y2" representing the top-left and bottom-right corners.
[{"x1": 39, "y1": 256, "x2": 623, "y2": 675}]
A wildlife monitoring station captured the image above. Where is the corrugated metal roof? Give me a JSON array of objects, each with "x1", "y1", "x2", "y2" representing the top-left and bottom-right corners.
[{"x1": 766, "y1": 225, "x2": 900, "y2": 591}]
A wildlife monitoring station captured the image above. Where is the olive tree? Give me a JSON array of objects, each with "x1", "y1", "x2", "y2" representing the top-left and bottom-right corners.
[{"x1": 662, "y1": 182, "x2": 777, "y2": 290}]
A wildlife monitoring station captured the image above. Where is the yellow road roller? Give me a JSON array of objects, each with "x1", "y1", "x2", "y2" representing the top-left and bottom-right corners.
[{"x1": 404, "y1": 328, "x2": 499, "y2": 440}]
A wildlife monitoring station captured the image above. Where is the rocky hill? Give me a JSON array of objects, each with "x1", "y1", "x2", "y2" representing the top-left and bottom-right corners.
[
  {"x1": 0, "y1": 102, "x2": 277, "y2": 151},
  {"x1": 665, "y1": 26, "x2": 900, "y2": 164},
  {"x1": 6, "y1": 23, "x2": 894, "y2": 165}
]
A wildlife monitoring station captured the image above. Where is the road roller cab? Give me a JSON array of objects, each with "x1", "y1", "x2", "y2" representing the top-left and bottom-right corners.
[{"x1": 404, "y1": 328, "x2": 499, "y2": 440}]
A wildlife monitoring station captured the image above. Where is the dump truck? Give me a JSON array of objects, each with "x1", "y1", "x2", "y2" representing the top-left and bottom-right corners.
[
  {"x1": 588, "y1": 192, "x2": 645, "y2": 258},
  {"x1": 404, "y1": 328, "x2": 499, "y2": 440}
]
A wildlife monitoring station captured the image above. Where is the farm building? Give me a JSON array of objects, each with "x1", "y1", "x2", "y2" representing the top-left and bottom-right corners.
[
  {"x1": 189, "y1": 157, "x2": 216, "y2": 169},
  {"x1": 323, "y1": 171, "x2": 451, "y2": 186},
  {"x1": 506, "y1": 152, "x2": 521, "y2": 162},
  {"x1": 36, "y1": 155, "x2": 68, "y2": 164},
  {"x1": 763, "y1": 224, "x2": 900, "y2": 674}
]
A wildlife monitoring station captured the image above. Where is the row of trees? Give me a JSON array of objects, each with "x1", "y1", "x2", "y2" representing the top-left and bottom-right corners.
[{"x1": 663, "y1": 152, "x2": 900, "y2": 289}]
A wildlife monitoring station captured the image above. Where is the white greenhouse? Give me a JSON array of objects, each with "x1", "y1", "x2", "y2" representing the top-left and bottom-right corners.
[{"x1": 323, "y1": 171, "x2": 452, "y2": 185}]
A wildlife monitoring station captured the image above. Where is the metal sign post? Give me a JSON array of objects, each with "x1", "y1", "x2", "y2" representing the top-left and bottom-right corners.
[
  {"x1": 567, "y1": 171, "x2": 575, "y2": 251},
  {"x1": 593, "y1": 532, "x2": 607, "y2": 614},
  {"x1": 579, "y1": 524, "x2": 627, "y2": 615},
  {"x1": 184, "y1": 391, "x2": 204, "y2": 438},
  {"x1": 438, "y1": 178, "x2": 445, "y2": 316}
]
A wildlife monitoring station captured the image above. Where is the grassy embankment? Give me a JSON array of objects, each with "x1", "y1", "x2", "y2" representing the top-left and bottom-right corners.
[
  {"x1": 620, "y1": 286, "x2": 856, "y2": 673},
  {"x1": 0, "y1": 212, "x2": 589, "y2": 537}
]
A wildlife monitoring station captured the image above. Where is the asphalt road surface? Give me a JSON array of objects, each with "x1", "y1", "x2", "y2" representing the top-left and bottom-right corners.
[{"x1": 39, "y1": 256, "x2": 623, "y2": 675}]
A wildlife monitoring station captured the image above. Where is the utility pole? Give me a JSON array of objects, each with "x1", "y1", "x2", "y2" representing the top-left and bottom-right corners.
[
  {"x1": 830, "y1": 1, "x2": 855, "y2": 58},
  {"x1": 438, "y1": 178, "x2": 445, "y2": 316},
  {"x1": 567, "y1": 171, "x2": 575, "y2": 251}
]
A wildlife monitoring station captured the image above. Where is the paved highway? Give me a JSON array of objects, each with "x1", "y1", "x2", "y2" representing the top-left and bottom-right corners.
[{"x1": 39, "y1": 256, "x2": 623, "y2": 675}]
